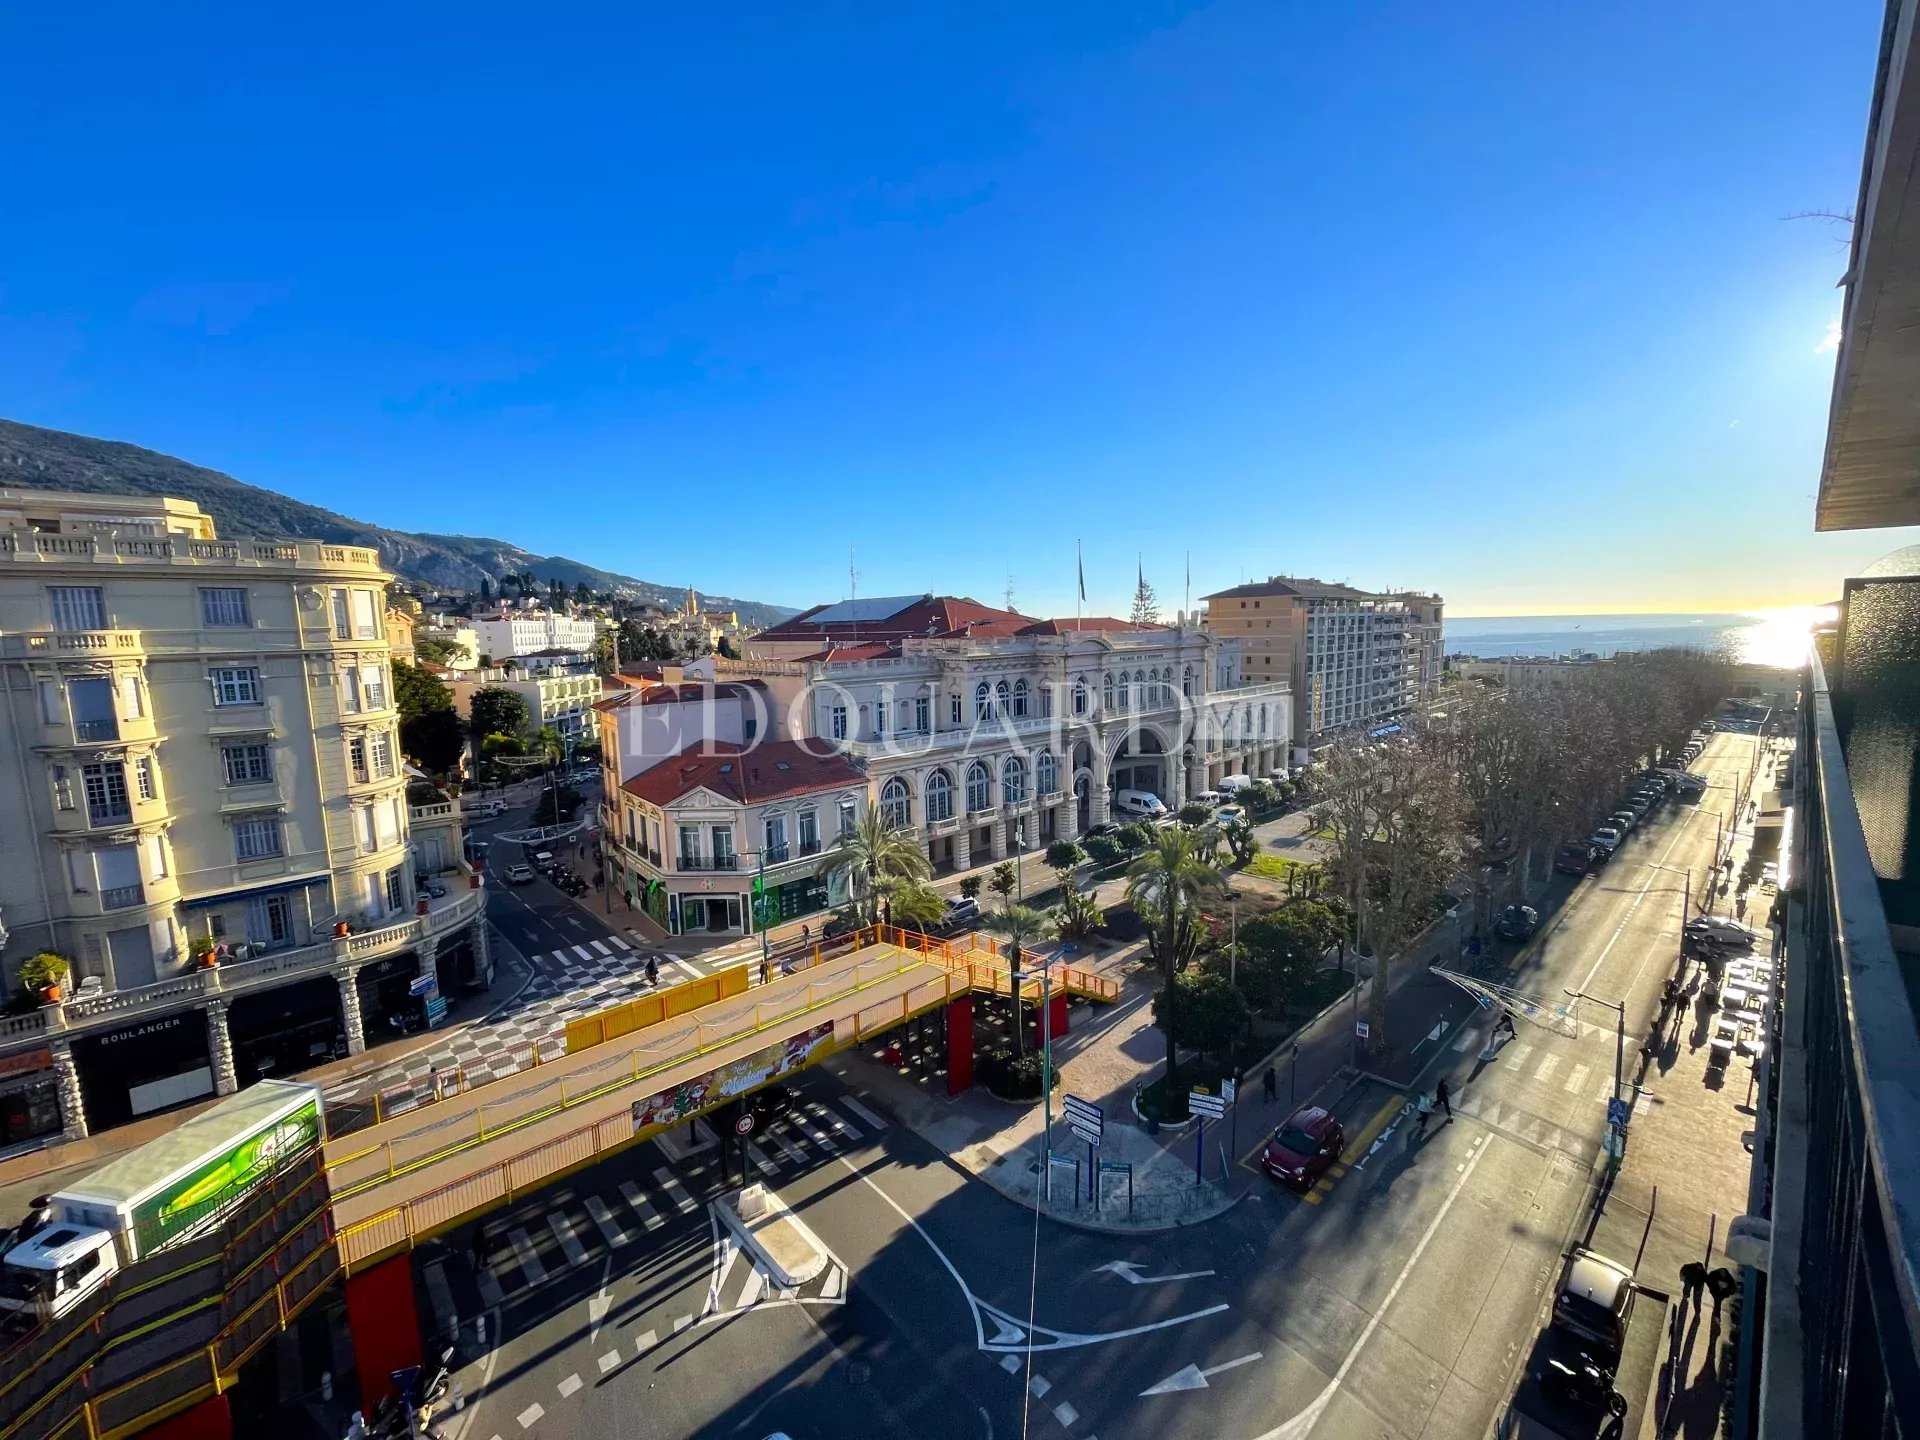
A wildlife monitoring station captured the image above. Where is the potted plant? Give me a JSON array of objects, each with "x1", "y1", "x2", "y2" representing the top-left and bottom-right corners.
[
  {"x1": 19, "y1": 952, "x2": 70, "y2": 1004},
  {"x1": 190, "y1": 937, "x2": 220, "y2": 970}
]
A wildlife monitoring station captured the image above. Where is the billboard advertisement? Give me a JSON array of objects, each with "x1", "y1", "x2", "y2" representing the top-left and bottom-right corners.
[
  {"x1": 631, "y1": 1022, "x2": 833, "y2": 1132},
  {"x1": 131, "y1": 1097, "x2": 322, "y2": 1249}
]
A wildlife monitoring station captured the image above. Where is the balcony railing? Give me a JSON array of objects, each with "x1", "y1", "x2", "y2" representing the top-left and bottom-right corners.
[
  {"x1": 87, "y1": 802, "x2": 131, "y2": 827},
  {"x1": 73, "y1": 718, "x2": 119, "y2": 742},
  {"x1": 1763, "y1": 656, "x2": 1920, "y2": 1437},
  {"x1": 798, "y1": 837, "x2": 823, "y2": 857},
  {"x1": 100, "y1": 884, "x2": 144, "y2": 911},
  {"x1": 677, "y1": 855, "x2": 739, "y2": 872},
  {"x1": 764, "y1": 843, "x2": 791, "y2": 864}
]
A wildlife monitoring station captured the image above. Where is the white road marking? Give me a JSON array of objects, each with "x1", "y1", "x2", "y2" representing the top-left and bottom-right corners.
[
  {"x1": 516, "y1": 1404, "x2": 543, "y2": 1429},
  {"x1": 807, "y1": 1100, "x2": 857, "y2": 1140},
  {"x1": 841, "y1": 1096, "x2": 888, "y2": 1130},
  {"x1": 791, "y1": 1113, "x2": 838, "y2": 1150},
  {"x1": 585, "y1": 1195, "x2": 629, "y2": 1248},
  {"x1": 1564, "y1": 1063, "x2": 1591, "y2": 1095},
  {"x1": 620, "y1": 1180, "x2": 663, "y2": 1230},
  {"x1": 572, "y1": 944, "x2": 595, "y2": 963},
  {"x1": 424, "y1": 1258, "x2": 458, "y2": 1336},
  {"x1": 598, "y1": 1351, "x2": 621, "y2": 1375},
  {"x1": 607, "y1": 934, "x2": 632, "y2": 950},
  {"x1": 590, "y1": 939, "x2": 613, "y2": 955},
  {"x1": 769, "y1": 1130, "x2": 808, "y2": 1166},
  {"x1": 1251, "y1": 1137, "x2": 1491, "y2": 1440},
  {"x1": 654, "y1": 1167, "x2": 698, "y2": 1214},
  {"x1": 557, "y1": 1374, "x2": 582, "y2": 1398},
  {"x1": 1452, "y1": 1027, "x2": 1478, "y2": 1052},
  {"x1": 1029, "y1": 1375, "x2": 1052, "y2": 1398},
  {"x1": 635, "y1": 1327, "x2": 658, "y2": 1353},
  {"x1": 1001, "y1": 1354, "x2": 1021, "y2": 1374},
  {"x1": 673, "y1": 960, "x2": 704, "y2": 982},
  {"x1": 1596, "y1": 1077, "x2": 1615, "y2": 1103},
  {"x1": 747, "y1": 1142, "x2": 779, "y2": 1177},
  {"x1": 477, "y1": 1266, "x2": 506, "y2": 1309},
  {"x1": 1054, "y1": 1401, "x2": 1080, "y2": 1427},
  {"x1": 738, "y1": 1266, "x2": 766, "y2": 1308},
  {"x1": 508, "y1": 1228, "x2": 547, "y2": 1286},
  {"x1": 1508, "y1": 1042, "x2": 1535, "y2": 1069},
  {"x1": 548, "y1": 1211, "x2": 589, "y2": 1267},
  {"x1": 1534, "y1": 1054, "x2": 1561, "y2": 1084},
  {"x1": 672, "y1": 1314, "x2": 693, "y2": 1333}
]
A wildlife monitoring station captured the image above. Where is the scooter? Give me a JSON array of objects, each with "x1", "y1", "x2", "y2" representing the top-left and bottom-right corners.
[{"x1": 1542, "y1": 1349, "x2": 1627, "y2": 1417}]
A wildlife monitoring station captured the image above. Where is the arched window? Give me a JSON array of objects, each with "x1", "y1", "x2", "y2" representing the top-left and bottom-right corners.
[
  {"x1": 995, "y1": 680, "x2": 1011, "y2": 717},
  {"x1": 1117, "y1": 672, "x2": 1129, "y2": 708},
  {"x1": 1003, "y1": 756, "x2": 1027, "y2": 805},
  {"x1": 1073, "y1": 678, "x2": 1088, "y2": 716},
  {"x1": 1037, "y1": 750, "x2": 1058, "y2": 796},
  {"x1": 1259, "y1": 706, "x2": 1268, "y2": 736},
  {"x1": 1182, "y1": 664, "x2": 1194, "y2": 698},
  {"x1": 1039, "y1": 683, "x2": 1053, "y2": 718},
  {"x1": 1102, "y1": 674, "x2": 1115, "y2": 711},
  {"x1": 974, "y1": 682, "x2": 992, "y2": 721},
  {"x1": 966, "y1": 761, "x2": 991, "y2": 813},
  {"x1": 1012, "y1": 680, "x2": 1029, "y2": 718},
  {"x1": 880, "y1": 777, "x2": 911, "y2": 830},
  {"x1": 925, "y1": 769, "x2": 954, "y2": 824}
]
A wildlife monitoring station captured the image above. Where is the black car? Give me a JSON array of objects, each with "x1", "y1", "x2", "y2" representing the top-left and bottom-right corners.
[{"x1": 1494, "y1": 904, "x2": 1539, "y2": 941}]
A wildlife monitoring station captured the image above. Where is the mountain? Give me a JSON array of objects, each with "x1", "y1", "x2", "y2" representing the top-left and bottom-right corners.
[{"x1": 0, "y1": 419, "x2": 797, "y2": 627}]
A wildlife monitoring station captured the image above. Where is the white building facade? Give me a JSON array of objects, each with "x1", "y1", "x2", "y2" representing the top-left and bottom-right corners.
[{"x1": 470, "y1": 609, "x2": 599, "y2": 661}]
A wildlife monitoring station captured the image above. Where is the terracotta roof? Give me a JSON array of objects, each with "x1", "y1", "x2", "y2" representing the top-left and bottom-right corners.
[
  {"x1": 1202, "y1": 577, "x2": 1386, "y2": 602},
  {"x1": 753, "y1": 594, "x2": 1034, "y2": 644},
  {"x1": 619, "y1": 741, "x2": 866, "y2": 808},
  {"x1": 793, "y1": 642, "x2": 898, "y2": 662},
  {"x1": 595, "y1": 680, "x2": 763, "y2": 711}
]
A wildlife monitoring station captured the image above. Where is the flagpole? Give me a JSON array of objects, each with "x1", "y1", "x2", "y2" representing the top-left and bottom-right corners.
[{"x1": 1076, "y1": 539, "x2": 1084, "y2": 632}]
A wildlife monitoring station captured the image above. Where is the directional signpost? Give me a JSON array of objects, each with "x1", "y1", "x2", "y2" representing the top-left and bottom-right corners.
[
  {"x1": 1063, "y1": 1094, "x2": 1102, "y2": 1202},
  {"x1": 1188, "y1": 1088, "x2": 1226, "y2": 1185}
]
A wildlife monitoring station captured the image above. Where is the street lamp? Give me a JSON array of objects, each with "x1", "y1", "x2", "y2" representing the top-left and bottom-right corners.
[{"x1": 1564, "y1": 985, "x2": 1627, "y2": 1118}]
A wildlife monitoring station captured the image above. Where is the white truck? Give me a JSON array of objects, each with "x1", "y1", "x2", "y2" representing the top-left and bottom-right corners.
[{"x1": 0, "y1": 1079, "x2": 322, "y2": 1328}]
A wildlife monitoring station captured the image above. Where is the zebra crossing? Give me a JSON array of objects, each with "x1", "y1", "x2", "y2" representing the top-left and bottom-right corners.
[
  {"x1": 1438, "y1": 1022, "x2": 1627, "y2": 1159},
  {"x1": 422, "y1": 1088, "x2": 889, "y2": 1340}
]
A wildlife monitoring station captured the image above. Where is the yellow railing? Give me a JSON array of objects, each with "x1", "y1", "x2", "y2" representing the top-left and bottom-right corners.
[{"x1": 563, "y1": 963, "x2": 749, "y2": 1053}]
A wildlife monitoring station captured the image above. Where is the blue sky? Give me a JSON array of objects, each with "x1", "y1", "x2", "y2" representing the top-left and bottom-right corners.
[{"x1": 3, "y1": 1, "x2": 1910, "y2": 617}]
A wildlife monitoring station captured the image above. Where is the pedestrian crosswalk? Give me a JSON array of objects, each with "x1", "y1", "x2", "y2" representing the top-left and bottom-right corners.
[
  {"x1": 433, "y1": 1089, "x2": 890, "y2": 1340},
  {"x1": 1439, "y1": 1021, "x2": 1625, "y2": 1158}
]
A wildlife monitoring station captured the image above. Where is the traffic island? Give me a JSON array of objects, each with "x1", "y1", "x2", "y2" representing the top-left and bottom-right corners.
[{"x1": 715, "y1": 1183, "x2": 829, "y2": 1286}]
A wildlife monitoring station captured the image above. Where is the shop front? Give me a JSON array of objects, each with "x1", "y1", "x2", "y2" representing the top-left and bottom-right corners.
[
  {"x1": 229, "y1": 976, "x2": 346, "y2": 1084},
  {"x1": 71, "y1": 1009, "x2": 217, "y2": 1131},
  {"x1": 770, "y1": 874, "x2": 829, "y2": 923},
  {"x1": 0, "y1": 1048, "x2": 62, "y2": 1149},
  {"x1": 355, "y1": 953, "x2": 424, "y2": 1042}
]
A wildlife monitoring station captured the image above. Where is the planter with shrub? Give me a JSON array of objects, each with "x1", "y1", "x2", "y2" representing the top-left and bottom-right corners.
[{"x1": 19, "y1": 951, "x2": 70, "y2": 1004}]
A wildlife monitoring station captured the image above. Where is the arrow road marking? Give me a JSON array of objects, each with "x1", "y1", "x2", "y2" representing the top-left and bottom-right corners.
[
  {"x1": 1141, "y1": 1352, "x2": 1263, "y2": 1396},
  {"x1": 1097, "y1": 1260, "x2": 1217, "y2": 1286}
]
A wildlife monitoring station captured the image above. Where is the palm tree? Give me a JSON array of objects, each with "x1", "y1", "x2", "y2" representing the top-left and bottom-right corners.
[
  {"x1": 1126, "y1": 828, "x2": 1224, "y2": 1090},
  {"x1": 888, "y1": 880, "x2": 949, "y2": 931},
  {"x1": 982, "y1": 904, "x2": 1059, "y2": 1058},
  {"x1": 831, "y1": 809, "x2": 931, "y2": 926}
]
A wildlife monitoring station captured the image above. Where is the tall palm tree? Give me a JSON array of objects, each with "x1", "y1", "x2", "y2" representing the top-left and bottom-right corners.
[
  {"x1": 982, "y1": 904, "x2": 1059, "y2": 1057},
  {"x1": 831, "y1": 809, "x2": 931, "y2": 925},
  {"x1": 1126, "y1": 828, "x2": 1224, "y2": 1089}
]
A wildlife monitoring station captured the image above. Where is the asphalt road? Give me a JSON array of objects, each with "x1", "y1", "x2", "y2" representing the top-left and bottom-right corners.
[{"x1": 420, "y1": 733, "x2": 1759, "y2": 1440}]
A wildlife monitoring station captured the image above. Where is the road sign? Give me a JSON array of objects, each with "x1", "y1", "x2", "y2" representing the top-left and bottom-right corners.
[
  {"x1": 1606, "y1": 1097, "x2": 1631, "y2": 1129},
  {"x1": 1354, "y1": 1019, "x2": 1371, "y2": 1040},
  {"x1": 1187, "y1": 1090, "x2": 1226, "y2": 1120},
  {"x1": 734, "y1": 1112, "x2": 756, "y2": 1137},
  {"x1": 1068, "y1": 1120, "x2": 1102, "y2": 1147},
  {"x1": 1063, "y1": 1094, "x2": 1102, "y2": 1127},
  {"x1": 1222, "y1": 1079, "x2": 1237, "y2": 1105}
]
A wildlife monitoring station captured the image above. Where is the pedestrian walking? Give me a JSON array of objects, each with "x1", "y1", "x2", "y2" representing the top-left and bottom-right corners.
[
  {"x1": 645, "y1": 955, "x2": 659, "y2": 988},
  {"x1": 759, "y1": 958, "x2": 771, "y2": 986},
  {"x1": 1262, "y1": 1065, "x2": 1277, "y2": 1102},
  {"x1": 1414, "y1": 1091, "x2": 1434, "y2": 1138},
  {"x1": 1435, "y1": 1077, "x2": 1452, "y2": 1118},
  {"x1": 801, "y1": 924, "x2": 811, "y2": 945}
]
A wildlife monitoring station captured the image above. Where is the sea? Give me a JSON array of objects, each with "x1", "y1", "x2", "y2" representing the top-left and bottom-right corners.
[{"x1": 1442, "y1": 607, "x2": 1832, "y2": 671}]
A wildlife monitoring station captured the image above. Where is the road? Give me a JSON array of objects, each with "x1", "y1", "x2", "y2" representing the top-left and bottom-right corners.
[{"x1": 416, "y1": 732, "x2": 1759, "y2": 1440}]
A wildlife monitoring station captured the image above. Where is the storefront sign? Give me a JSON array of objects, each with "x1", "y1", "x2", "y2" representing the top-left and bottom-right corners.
[
  {"x1": 0, "y1": 1047, "x2": 53, "y2": 1081},
  {"x1": 94, "y1": 1013, "x2": 190, "y2": 1048},
  {"x1": 631, "y1": 1021, "x2": 834, "y2": 1132}
]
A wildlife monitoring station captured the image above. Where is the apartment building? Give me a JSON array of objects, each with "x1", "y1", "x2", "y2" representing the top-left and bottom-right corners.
[
  {"x1": 1201, "y1": 578, "x2": 1444, "y2": 748},
  {"x1": 448, "y1": 659, "x2": 603, "y2": 745},
  {"x1": 0, "y1": 491, "x2": 488, "y2": 1143},
  {"x1": 470, "y1": 606, "x2": 598, "y2": 660}
]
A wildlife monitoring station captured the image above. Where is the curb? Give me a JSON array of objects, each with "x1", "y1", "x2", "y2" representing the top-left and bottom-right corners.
[{"x1": 714, "y1": 1186, "x2": 830, "y2": 1286}]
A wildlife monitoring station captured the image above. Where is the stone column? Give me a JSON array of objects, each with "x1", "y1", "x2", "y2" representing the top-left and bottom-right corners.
[
  {"x1": 1091, "y1": 753, "x2": 1112, "y2": 826},
  {"x1": 206, "y1": 1000, "x2": 238, "y2": 1096},
  {"x1": 1057, "y1": 798, "x2": 1078, "y2": 842},
  {"x1": 50, "y1": 1039, "x2": 86, "y2": 1142},
  {"x1": 472, "y1": 919, "x2": 494, "y2": 989},
  {"x1": 990, "y1": 814, "x2": 1008, "y2": 861},
  {"x1": 955, "y1": 826, "x2": 972, "y2": 871},
  {"x1": 338, "y1": 964, "x2": 367, "y2": 1055}
]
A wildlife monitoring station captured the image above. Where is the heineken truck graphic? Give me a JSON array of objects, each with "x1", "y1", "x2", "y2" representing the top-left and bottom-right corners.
[{"x1": 0, "y1": 1079, "x2": 324, "y2": 1326}]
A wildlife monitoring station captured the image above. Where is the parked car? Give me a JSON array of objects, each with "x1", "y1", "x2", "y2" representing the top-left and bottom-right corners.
[
  {"x1": 1554, "y1": 844, "x2": 1592, "y2": 876},
  {"x1": 1191, "y1": 790, "x2": 1224, "y2": 808},
  {"x1": 1494, "y1": 904, "x2": 1539, "y2": 941},
  {"x1": 1215, "y1": 805, "x2": 1247, "y2": 828},
  {"x1": 470, "y1": 800, "x2": 507, "y2": 819},
  {"x1": 934, "y1": 897, "x2": 981, "y2": 935},
  {"x1": 1085, "y1": 821, "x2": 1120, "y2": 839},
  {"x1": 1552, "y1": 1248, "x2": 1638, "y2": 1371},
  {"x1": 1261, "y1": 1106, "x2": 1345, "y2": 1187},
  {"x1": 1685, "y1": 916, "x2": 1764, "y2": 948},
  {"x1": 1588, "y1": 826, "x2": 1623, "y2": 853},
  {"x1": 1609, "y1": 811, "x2": 1637, "y2": 833},
  {"x1": 504, "y1": 863, "x2": 536, "y2": 884},
  {"x1": 1115, "y1": 789, "x2": 1167, "y2": 820}
]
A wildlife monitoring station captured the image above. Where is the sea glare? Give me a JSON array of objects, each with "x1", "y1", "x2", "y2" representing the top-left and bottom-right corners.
[{"x1": 1442, "y1": 607, "x2": 1831, "y2": 671}]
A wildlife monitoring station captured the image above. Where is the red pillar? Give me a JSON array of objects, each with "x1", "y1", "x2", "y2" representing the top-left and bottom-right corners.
[
  {"x1": 945, "y1": 995, "x2": 973, "y2": 1095},
  {"x1": 345, "y1": 1253, "x2": 423, "y2": 1416},
  {"x1": 139, "y1": 1394, "x2": 232, "y2": 1440},
  {"x1": 1048, "y1": 990, "x2": 1069, "y2": 1040}
]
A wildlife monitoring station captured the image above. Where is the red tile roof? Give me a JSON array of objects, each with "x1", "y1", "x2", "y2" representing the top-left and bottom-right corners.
[
  {"x1": 619, "y1": 741, "x2": 866, "y2": 808},
  {"x1": 1016, "y1": 617, "x2": 1170, "y2": 635},
  {"x1": 754, "y1": 594, "x2": 1033, "y2": 645},
  {"x1": 594, "y1": 680, "x2": 765, "y2": 713}
]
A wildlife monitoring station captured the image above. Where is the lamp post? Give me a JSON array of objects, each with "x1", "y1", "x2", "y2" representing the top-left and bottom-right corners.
[{"x1": 1565, "y1": 985, "x2": 1627, "y2": 1116}]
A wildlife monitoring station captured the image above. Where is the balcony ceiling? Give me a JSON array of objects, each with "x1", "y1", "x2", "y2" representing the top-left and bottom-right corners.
[{"x1": 1820, "y1": 0, "x2": 1920, "y2": 531}]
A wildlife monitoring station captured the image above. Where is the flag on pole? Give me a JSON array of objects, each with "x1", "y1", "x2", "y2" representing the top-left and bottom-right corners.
[{"x1": 1078, "y1": 542, "x2": 1086, "y2": 604}]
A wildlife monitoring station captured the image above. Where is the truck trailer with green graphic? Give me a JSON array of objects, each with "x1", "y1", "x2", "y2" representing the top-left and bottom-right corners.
[{"x1": 0, "y1": 1079, "x2": 323, "y2": 1326}]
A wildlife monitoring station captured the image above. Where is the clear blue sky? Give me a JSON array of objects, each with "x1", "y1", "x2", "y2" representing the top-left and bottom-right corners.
[{"x1": 4, "y1": 1, "x2": 1911, "y2": 617}]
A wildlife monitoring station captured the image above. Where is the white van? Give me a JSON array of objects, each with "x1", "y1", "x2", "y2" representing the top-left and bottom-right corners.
[
  {"x1": 1115, "y1": 789, "x2": 1167, "y2": 820},
  {"x1": 1192, "y1": 790, "x2": 1224, "y2": 808},
  {"x1": 1218, "y1": 775, "x2": 1255, "y2": 797}
]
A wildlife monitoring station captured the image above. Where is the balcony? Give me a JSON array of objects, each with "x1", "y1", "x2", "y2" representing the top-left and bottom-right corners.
[
  {"x1": 87, "y1": 800, "x2": 132, "y2": 828},
  {"x1": 1756, "y1": 654, "x2": 1920, "y2": 1436},
  {"x1": 764, "y1": 843, "x2": 791, "y2": 864},
  {"x1": 100, "y1": 884, "x2": 145, "y2": 911},
  {"x1": 73, "y1": 718, "x2": 119, "y2": 743},
  {"x1": 0, "y1": 533, "x2": 383, "y2": 575},
  {"x1": 798, "y1": 837, "x2": 823, "y2": 857},
  {"x1": 677, "y1": 855, "x2": 739, "y2": 872},
  {"x1": 0, "y1": 629, "x2": 144, "y2": 660},
  {"x1": 22, "y1": 886, "x2": 488, "y2": 1041}
]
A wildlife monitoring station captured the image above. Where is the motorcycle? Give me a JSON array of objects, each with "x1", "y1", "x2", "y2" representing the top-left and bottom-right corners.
[{"x1": 1542, "y1": 1349, "x2": 1627, "y2": 1418}]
